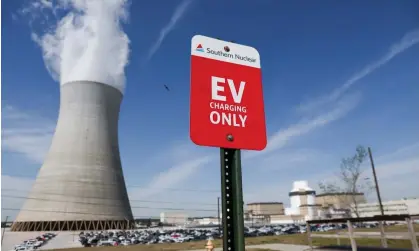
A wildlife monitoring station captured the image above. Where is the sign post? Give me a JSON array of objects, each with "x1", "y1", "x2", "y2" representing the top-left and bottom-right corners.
[
  {"x1": 220, "y1": 148, "x2": 245, "y2": 251},
  {"x1": 190, "y1": 35, "x2": 266, "y2": 251}
]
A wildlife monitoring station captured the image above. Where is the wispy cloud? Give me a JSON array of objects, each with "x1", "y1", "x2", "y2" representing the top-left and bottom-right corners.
[
  {"x1": 144, "y1": 0, "x2": 193, "y2": 63},
  {"x1": 246, "y1": 92, "x2": 361, "y2": 159},
  {"x1": 129, "y1": 155, "x2": 212, "y2": 200},
  {"x1": 259, "y1": 149, "x2": 336, "y2": 172},
  {"x1": 298, "y1": 28, "x2": 419, "y2": 114},
  {"x1": 246, "y1": 29, "x2": 419, "y2": 161},
  {"x1": 2, "y1": 105, "x2": 54, "y2": 163},
  {"x1": 374, "y1": 157, "x2": 419, "y2": 180},
  {"x1": 1, "y1": 175, "x2": 35, "y2": 219},
  {"x1": 375, "y1": 142, "x2": 419, "y2": 163}
]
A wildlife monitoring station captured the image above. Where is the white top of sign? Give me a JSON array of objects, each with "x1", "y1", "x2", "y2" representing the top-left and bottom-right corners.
[{"x1": 191, "y1": 35, "x2": 261, "y2": 69}]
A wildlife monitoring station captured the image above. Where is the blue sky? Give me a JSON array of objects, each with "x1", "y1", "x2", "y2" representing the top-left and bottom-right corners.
[{"x1": 2, "y1": 0, "x2": 419, "y2": 219}]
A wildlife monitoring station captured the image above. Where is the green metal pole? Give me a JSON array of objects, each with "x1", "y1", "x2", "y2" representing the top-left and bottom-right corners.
[
  {"x1": 1, "y1": 216, "x2": 9, "y2": 245},
  {"x1": 220, "y1": 148, "x2": 228, "y2": 250},
  {"x1": 220, "y1": 148, "x2": 245, "y2": 251}
]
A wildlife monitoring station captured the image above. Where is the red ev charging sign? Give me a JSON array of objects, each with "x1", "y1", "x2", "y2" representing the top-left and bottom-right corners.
[{"x1": 189, "y1": 35, "x2": 267, "y2": 151}]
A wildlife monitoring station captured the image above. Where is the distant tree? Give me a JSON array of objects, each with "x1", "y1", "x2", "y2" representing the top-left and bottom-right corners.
[{"x1": 319, "y1": 145, "x2": 373, "y2": 217}]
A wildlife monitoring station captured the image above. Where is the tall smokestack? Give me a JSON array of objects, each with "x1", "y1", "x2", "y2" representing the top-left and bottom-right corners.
[{"x1": 11, "y1": 81, "x2": 134, "y2": 231}]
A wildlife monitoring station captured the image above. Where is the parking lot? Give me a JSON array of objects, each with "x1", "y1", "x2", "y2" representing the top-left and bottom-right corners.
[{"x1": 3, "y1": 222, "x2": 410, "y2": 250}]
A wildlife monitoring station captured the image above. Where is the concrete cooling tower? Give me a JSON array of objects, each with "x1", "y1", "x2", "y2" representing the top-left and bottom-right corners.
[{"x1": 11, "y1": 81, "x2": 134, "y2": 231}]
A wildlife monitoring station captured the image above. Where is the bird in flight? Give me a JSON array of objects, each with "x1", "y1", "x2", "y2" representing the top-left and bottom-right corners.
[{"x1": 164, "y1": 85, "x2": 170, "y2": 91}]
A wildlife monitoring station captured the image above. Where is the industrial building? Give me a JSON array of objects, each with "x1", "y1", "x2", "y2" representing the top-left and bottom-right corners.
[
  {"x1": 316, "y1": 192, "x2": 367, "y2": 218},
  {"x1": 286, "y1": 181, "x2": 318, "y2": 217},
  {"x1": 316, "y1": 192, "x2": 367, "y2": 209},
  {"x1": 246, "y1": 181, "x2": 419, "y2": 224},
  {"x1": 246, "y1": 181, "x2": 369, "y2": 224},
  {"x1": 272, "y1": 181, "x2": 319, "y2": 224},
  {"x1": 245, "y1": 202, "x2": 284, "y2": 225},
  {"x1": 164, "y1": 183, "x2": 418, "y2": 227},
  {"x1": 246, "y1": 181, "x2": 320, "y2": 224},
  {"x1": 247, "y1": 202, "x2": 285, "y2": 215},
  {"x1": 11, "y1": 81, "x2": 134, "y2": 231},
  {"x1": 353, "y1": 198, "x2": 419, "y2": 217},
  {"x1": 160, "y1": 212, "x2": 189, "y2": 225},
  {"x1": 192, "y1": 217, "x2": 220, "y2": 225}
]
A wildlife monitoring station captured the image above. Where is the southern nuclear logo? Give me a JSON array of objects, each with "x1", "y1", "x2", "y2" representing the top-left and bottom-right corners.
[{"x1": 196, "y1": 44, "x2": 204, "y2": 52}]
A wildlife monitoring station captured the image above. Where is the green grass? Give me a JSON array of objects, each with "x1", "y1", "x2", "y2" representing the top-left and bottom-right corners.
[{"x1": 244, "y1": 235, "x2": 417, "y2": 249}]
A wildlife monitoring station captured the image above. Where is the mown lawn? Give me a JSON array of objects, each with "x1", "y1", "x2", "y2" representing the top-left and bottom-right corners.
[
  {"x1": 243, "y1": 235, "x2": 416, "y2": 249},
  {"x1": 358, "y1": 224, "x2": 419, "y2": 232}
]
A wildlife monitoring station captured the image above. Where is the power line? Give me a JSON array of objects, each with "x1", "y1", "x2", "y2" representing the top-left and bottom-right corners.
[
  {"x1": 1, "y1": 195, "x2": 216, "y2": 212},
  {"x1": 1, "y1": 194, "x2": 289, "y2": 214},
  {"x1": 1, "y1": 193, "x2": 292, "y2": 216},
  {"x1": 0, "y1": 177, "x2": 220, "y2": 193},
  {"x1": 1, "y1": 207, "x2": 306, "y2": 223},
  {"x1": 2, "y1": 189, "x2": 217, "y2": 206},
  {"x1": 2, "y1": 190, "x2": 292, "y2": 211},
  {"x1": 1, "y1": 208, "x2": 216, "y2": 220}
]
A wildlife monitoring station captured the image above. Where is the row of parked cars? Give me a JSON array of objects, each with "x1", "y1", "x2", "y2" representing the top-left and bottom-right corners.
[
  {"x1": 78, "y1": 223, "x2": 356, "y2": 247},
  {"x1": 78, "y1": 228, "x2": 217, "y2": 247},
  {"x1": 245, "y1": 223, "x2": 350, "y2": 236},
  {"x1": 10, "y1": 233, "x2": 56, "y2": 251},
  {"x1": 251, "y1": 222, "x2": 387, "y2": 236}
]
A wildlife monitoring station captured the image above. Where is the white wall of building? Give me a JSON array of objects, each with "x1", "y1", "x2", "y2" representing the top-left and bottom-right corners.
[
  {"x1": 286, "y1": 181, "x2": 316, "y2": 216},
  {"x1": 404, "y1": 199, "x2": 419, "y2": 214},
  {"x1": 271, "y1": 219, "x2": 295, "y2": 224},
  {"x1": 271, "y1": 218, "x2": 306, "y2": 225},
  {"x1": 307, "y1": 207, "x2": 315, "y2": 219},
  {"x1": 197, "y1": 218, "x2": 220, "y2": 225},
  {"x1": 353, "y1": 198, "x2": 419, "y2": 217},
  {"x1": 288, "y1": 196, "x2": 301, "y2": 215},
  {"x1": 160, "y1": 212, "x2": 188, "y2": 225},
  {"x1": 307, "y1": 194, "x2": 316, "y2": 205}
]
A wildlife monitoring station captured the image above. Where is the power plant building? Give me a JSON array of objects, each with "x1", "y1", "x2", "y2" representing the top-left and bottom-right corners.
[
  {"x1": 270, "y1": 181, "x2": 319, "y2": 224},
  {"x1": 353, "y1": 198, "x2": 419, "y2": 217},
  {"x1": 248, "y1": 181, "x2": 370, "y2": 224},
  {"x1": 247, "y1": 181, "x2": 321, "y2": 224},
  {"x1": 247, "y1": 202, "x2": 285, "y2": 215},
  {"x1": 286, "y1": 181, "x2": 318, "y2": 218},
  {"x1": 11, "y1": 81, "x2": 134, "y2": 231},
  {"x1": 315, "y1": 192, "x2": 367, "y2": 218},
  {"x1": 160, "y1": 212, "x2": 188, "y2": 225},
  {"x1": 316, "y1": 192, "x2": 367, "y2": 209}
]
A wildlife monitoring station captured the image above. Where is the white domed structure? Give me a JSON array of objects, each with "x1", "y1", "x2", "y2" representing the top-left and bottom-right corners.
[{"x1": 285, "y1": 181, "x2": 317, "y2": 219}]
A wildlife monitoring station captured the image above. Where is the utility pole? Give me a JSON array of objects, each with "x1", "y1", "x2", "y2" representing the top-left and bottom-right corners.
[
  {"x1": 368, "y1": 147, "x2": 385, "y2": 216},
  {"x1": 1, "y1": 216, "x2": 9, "y2": 245},
  {"x1": 217, "y1": 197, "x2": 221, "y2": 234}
]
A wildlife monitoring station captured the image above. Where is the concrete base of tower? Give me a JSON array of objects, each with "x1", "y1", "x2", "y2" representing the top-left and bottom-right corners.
[{"x1": 10, "y1": 220, "x2": 136, "y2": 232}]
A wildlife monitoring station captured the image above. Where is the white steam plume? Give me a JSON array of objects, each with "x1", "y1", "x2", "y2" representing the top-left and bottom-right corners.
[{"x1": 25, "y1": 0, "x2": 130, "y2": 93}]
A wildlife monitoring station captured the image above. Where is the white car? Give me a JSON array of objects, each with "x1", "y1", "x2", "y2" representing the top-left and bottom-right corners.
[{"x1": 121, "y1": 240, "x2": 131, "y2": 246}]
